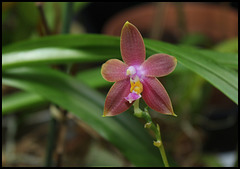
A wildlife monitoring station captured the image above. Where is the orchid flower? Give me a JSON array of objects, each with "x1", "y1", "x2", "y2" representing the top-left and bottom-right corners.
[{"x1": 101, "y1": 21, "x2": 177, "y2": 117}]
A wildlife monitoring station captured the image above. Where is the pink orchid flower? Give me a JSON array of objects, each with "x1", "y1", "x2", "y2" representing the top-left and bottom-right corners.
[{"x1": 101, "y1": 21, "x2": 177, "y2": 117}]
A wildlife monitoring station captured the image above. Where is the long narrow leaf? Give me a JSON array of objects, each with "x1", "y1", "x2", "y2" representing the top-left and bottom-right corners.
[
  {"x1": 2, "y1": 34, "x2": 119, "y2": 53},
  {"x1": 2, "y1": 67, "x2": 165, "y2": 167},
  {"x1": 2, "y1": 46, "x2": 121, "y2": 70},
  {"x1": 75, "y1": 67, "x2": 113, "y2": 88},
  {"x1": 2, "y1": 34, "x2": 238, "y2": 104},
  {"x1": 179, "y1": 44, "x2": 238, "y2": 69},
  {"x1": 2, "y1": 91, "x2": 48, "y2": 115},
  {"x1": 2, "y1": 34, "x2": 237, "y2": 69},
  {"x1": 144, "y1": 39, "x2": 238, "y2": 104}
]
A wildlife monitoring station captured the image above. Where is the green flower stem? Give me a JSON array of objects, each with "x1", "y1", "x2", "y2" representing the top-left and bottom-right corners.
[{"x1": 133, "y1": 99, "x2": 169, "y2": 167}]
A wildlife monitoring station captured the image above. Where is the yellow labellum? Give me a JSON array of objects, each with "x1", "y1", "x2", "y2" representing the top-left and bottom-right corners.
[{"x1": 130, "y1": 77, "x2": 143, "y2": 94}]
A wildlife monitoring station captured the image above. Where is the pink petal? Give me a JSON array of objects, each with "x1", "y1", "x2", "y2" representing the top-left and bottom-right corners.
[
  {"x1": 142, "y1": 77, "x2": 175, "y2": 116},
  {"x1": 120, "y1": 21, "x2": 146, "y2": 66},
  {"x1": 101, "y1": 59, "x2": 128, "y2": 82},
  {"x1": 124, "y1": 92, "x2": 141, "y2": 103},
  {"x1": 103, "y1": 78, "x2": 132, "y2": 116},
  {"x1": 141, "y1": 54, "x2": 177, "y2": 77}
]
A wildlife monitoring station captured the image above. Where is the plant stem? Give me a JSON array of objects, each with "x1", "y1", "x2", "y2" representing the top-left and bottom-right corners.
[
  {"x1": 61, "y1": 2, "x2": 73, "y2": 34},
  {"x1": 36, "y1": 2, "x2": 51, "y2": 35},
  {"x1": 42, "y1": 2, "x2": 74, "y2": 166},
  {"x1": 157, "y1": 131, "x2": 169, "y2": 167},
  {"x1": 61, "y1": 2, "x2": 74, "y2": 73},
  {"x1": 54, "y1": 2, "x2": 74, "y2": 166},
  {"x1": 44, "y1": 115, "x2": 57, "y2": 167},
  {"x1": 55, "y1": 108, "x2": 68, "y2": 167},
  {"x1": 37, "y1": 3, "x2": 57, "y2": 167},
  {"x1": 133, "y1": 99, "x2": 169, "y2": 167}
]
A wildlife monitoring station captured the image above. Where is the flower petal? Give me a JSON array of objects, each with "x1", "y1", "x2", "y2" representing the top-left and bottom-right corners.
[
  {"x1": 141, "y1": 54, "x2": 177, "y2": 77},
  {"x1": 101, "y1": 59, "x2": 128, "y2": 82},
  {"x1": 142, "y1": 77, "x2": 176, "y2": 116},
  {"x1": 103, "y1": 78, "x2": 132, "y2": 116},
  {"x1": 120, "y1": 21, "x2": 146, "y2": 66}
]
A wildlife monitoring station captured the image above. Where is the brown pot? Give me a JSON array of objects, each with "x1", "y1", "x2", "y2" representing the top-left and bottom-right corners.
[{"x1": 102, "y1": 2, "x2": 238, "y2": 43}]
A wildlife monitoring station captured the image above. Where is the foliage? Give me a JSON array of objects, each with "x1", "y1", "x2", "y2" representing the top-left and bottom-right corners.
[{"x1": 2, "y1": 2, "x2": 238, "y2": 167}]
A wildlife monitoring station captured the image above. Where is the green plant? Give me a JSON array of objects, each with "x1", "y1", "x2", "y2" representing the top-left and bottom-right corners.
[{"x1": 2, "y1": 2, "x2": 238, "y2": 167}]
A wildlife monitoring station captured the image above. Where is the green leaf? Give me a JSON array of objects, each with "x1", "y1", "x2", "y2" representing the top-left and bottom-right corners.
[
  {"x1": 2, "y1": 34, "x2": 238, "y2": 104},
  {"x1": 144, "y1": 39, "x2": 238, "y2": 104},
  {"x1": 178, "y1": 45, "x2": 238, "y2": 70},
  {"x1": 2, "y1": 47, "x2": 117, "y2": 69},
  {"x1": 75, "y1": 67, "x2": 113, "y2": 88},
  {"x1": 2, "y1": 34, "x2": 119, "y2": 53},
  {"x1": 2, "y1": 67, "x2": 165, "y2": 167},
  {"x1": 214, "y1": 37, "x2": 238, "y2": 54},
  {"x1": 200, "y1": 154, "x2": 223, "y2": 167},
  {"x1": 2, "y1": 67, "x2": 111, "y2": 116},
  {"x1": 2, "y1": 91, "x2": 49, "y2": 115},
  {"x1": 179, "y1": 33, "x2": 211, "y2": 47}
]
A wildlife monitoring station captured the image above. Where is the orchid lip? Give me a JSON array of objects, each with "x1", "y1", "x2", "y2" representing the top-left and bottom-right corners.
[
  {"x1": 125, "y1": 65, "x2": 144, "y2": 104},
  {"x1": 124, "y1": 91, "x2": 141, "y2": 103}
]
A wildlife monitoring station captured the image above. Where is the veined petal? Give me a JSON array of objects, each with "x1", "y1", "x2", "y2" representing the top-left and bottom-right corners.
[
  {"x1": 142, "y1": 77, "x2": 175, "y2": 116},
  {"x1": 101, "y1": 59, "x2": 128, "y2": 82},
  {"x1": 103, "y1": 78, "x2": 132, "y2": 116},
  {"x1": 141, "y1": 54, "x2": 177, "y2": 77},
  {"x1": 120, "y1": 21, "x2": 145, "y2": 65}
]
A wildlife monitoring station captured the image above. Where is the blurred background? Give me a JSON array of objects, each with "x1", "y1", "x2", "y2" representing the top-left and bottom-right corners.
[{"x1": 2, "y1": 2, "x2": 238, "y2": 167}]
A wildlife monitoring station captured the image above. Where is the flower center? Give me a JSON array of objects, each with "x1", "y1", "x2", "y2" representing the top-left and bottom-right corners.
[
  {"x1": 124, "y1": 66, "x2": 143, "y2": 103},
  {"x1": 130, "y1": 76, "x2": 143, "y2": 94}
]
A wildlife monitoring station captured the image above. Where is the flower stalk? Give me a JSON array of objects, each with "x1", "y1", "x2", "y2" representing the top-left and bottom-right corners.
[{"x1": 133, "y1": 99, "x2": 169, "y2": 167}]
